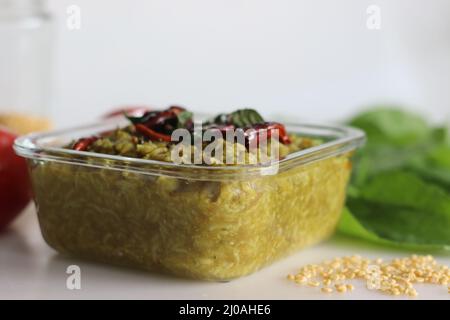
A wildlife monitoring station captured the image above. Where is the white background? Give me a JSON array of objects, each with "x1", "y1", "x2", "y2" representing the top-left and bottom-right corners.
[{"x1": 46, "y1": 0, "x2": 450, "y2": 127}]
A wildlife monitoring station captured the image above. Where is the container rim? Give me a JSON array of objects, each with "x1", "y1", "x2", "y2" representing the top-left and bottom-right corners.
[{"x1": 14, "y1": 118, "x2": 366, "y2": 180}]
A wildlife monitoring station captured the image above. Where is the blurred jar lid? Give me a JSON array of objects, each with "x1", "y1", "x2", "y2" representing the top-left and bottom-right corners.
[
  {"x1": 0, "y1": 0, "x2": 48, "y2": 18},
  {"x1": 0, "y1": 113, "x2": 52, "y2": 135}
]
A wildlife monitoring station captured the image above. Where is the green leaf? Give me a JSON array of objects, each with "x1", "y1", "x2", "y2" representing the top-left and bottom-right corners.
[
  {"x1": 210, "y1": 113, "x2": 228, "y2": 125},
  {"x1": 338, "y1": 205, "x2": 450, "y2": 250},
  {"x1": 230, "y1": 109, "x2": 265, "y2": 127},
  {"x1": 176, "y1": 111, "x2": 193, "y2": 128},
  {"x1": 408, "y1": 157, "x2": 450, "y2": 190},
  {"x1": 206, "y1": 109, "x2": 265, "y2": 128},
  {"x1": 338, "y1": 207, "x2": 388, "y2": 244},
  {"x1": 430, "y1": 126, "x2": 450, "y2": 145},
  {"x1": 357, "y1": 170, "x2": 450, "y2": 214},
  {"x1": 339, "y1": 171, "x2": 450, "y2": 249},
  {"x1": 427, "y1": 144, "x2": 450, "y2": 168},
  {"x1": 342, "y1": 107, "x2": 450, "y2": 250},
  {"x1": 350, "y1": 145, "x2": 425, "y2": 186},
  {"x1": 347, "y1": 108, "x2": 442, "y2": 186},
  {"x1": 349, "y1": 108, "x2": 430, "y2": 147}
]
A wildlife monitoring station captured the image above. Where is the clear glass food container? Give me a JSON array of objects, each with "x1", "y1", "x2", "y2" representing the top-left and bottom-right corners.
[{"x1": 14, "y1": 118, "x2": 365, "y2": 280}]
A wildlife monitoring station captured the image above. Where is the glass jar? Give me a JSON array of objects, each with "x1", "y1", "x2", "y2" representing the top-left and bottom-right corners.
[{"x1": 0, "y1": 0, "x2": 53, "y2": 121}]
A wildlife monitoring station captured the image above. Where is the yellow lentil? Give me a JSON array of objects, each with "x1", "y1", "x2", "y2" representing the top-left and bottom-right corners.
[
  {"x1": 336, "y1": 284, "x2": 347, "y2": 293},
  {"x1": 321, "y1": 287, "x2": 333, "y2": 293},
  {"x1": 308, "y1": 281, "x2": 320, "y2": 287},
  {"x1": 407, "y1": 289, "x2": 418, "y2": 297},
  {"x1": 286, "y1": 255, "x2": 449, "y2": 297}
]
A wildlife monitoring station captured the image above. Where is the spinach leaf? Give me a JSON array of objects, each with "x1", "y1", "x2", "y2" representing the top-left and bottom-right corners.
[
  {"x1": 340, "y1": 107, "x2": 450, "y2": 250},
  {"x1": 349, "y1": 108, "x2": 430, "y2": 147},
  {"x1": 339, "y1": 205, "x2": 450, "y2": 250},
  {"x1": 427, "y1": 144, "x2": 450, "y2": 168},
  {"x1": 408, "y1": 157, "x2": 450, "y2": 190},
  {"x1": 357, "y1": 170, "x2": 450, "y2": 215},
  {"x1": 347, "y1": 108, "x2": 435, "y2": 186},
  {"x1": 350, "y1": 145, "x2": 425, "y2": 186}
]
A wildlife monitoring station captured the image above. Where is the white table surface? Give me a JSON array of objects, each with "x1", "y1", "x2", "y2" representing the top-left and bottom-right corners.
[{"x1": 1, "y1": 205, "x2": 449, "y2": 300}]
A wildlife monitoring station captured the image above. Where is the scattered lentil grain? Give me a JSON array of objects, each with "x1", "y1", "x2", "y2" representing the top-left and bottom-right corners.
[
  {"x1": 336, "y1": 284, "x2": 347, "y2": 293},
  {"x1": 286, "y1": 255, "x2": 450, "y2": 297},
  {"x1": 308, "y1": 281, "x2": 320, "y2": 287},
  {"x1": 321, "y1": 287, "x2": 333, "y2": 293}
]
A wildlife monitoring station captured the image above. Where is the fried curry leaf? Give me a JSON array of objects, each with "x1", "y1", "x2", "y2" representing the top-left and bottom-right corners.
[
  {"x1": 176, "y1": 110, "x2": 193, "y2": 128},
  {"x1": 229, "y1": 109, "x2": 265, "y2": 127},
  {"x1": 208, "y1": 109, "x2": 265, "y2": 128}
]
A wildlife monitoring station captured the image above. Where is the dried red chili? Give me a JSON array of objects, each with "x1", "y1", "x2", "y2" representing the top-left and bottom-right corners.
[
  {"x1": 73, "y1": 136, "x2": 99, "y2": 151},
  {"x1": 246, "y1": 122, "x2": 291, "y2": 145},
  {"x1": 168, "y1": 106, "x2": 185, "y2": 115},
  {"x1": 127, "y1": 106, "x2": 191, "y2": 134},
  {"x1": 135, "y1": 124, "x2": 172, "y2": 142}
]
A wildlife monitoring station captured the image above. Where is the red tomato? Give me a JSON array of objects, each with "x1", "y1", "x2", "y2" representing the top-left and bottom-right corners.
[
  {"x1": 0, "y1": 128, "x2": 32, "y2": 231},
  {"x1": 103, "y1": 106, "x2": 152, "y2": 119}
]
